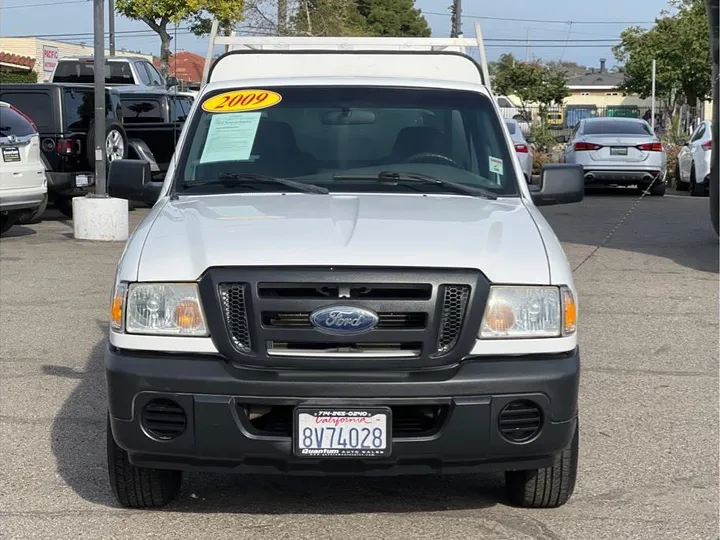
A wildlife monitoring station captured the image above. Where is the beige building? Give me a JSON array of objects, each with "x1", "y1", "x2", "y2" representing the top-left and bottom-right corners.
[{"x1": 0, "y1": 37, "x2": 152, "y2": 82}]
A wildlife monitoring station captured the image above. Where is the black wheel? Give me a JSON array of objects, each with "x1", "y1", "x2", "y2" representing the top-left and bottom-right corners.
[
  {"x1": 107, "y1": 414, "x2": 182, "y2": 509},
  {"x1": 675, "y1": 164, "x2": 688, "y2": 190},
  {"x1": 16, "y1": 193, "x2": 48, "y2": 225},
  {"x1": 0, "y1": 212, "x2": 18, "y2": 235},
  {"x1": 650, "y1": 182, "x2": 666, "y2": 196},
  {"x1": 53, "y1": 196, "x2": 74, "y2": 218},
  {"x1": 690, "y1": 166, "x2": 705, "y2": 196},
  {"x1": 505, "y1": 421, "x2": 579, "y2": 508}
]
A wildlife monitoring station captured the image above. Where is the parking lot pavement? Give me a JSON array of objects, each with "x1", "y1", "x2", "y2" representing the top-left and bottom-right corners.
[{"x1": 1, "y1": 189, "x2": 717, "y2": 540}]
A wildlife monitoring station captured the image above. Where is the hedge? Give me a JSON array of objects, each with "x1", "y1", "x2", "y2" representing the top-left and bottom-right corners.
[{"x1": 0, "y1": 71, "x2": 38, "y2": 84}]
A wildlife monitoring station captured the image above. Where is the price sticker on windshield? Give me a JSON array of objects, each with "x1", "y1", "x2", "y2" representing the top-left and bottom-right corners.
[{"x1": 202, "y1": 89, "x2": 282, "y2": 113}]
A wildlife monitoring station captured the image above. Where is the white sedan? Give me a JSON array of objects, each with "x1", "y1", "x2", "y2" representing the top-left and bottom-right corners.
[
  {"x1": 504, "y1": 118, "x2": 534, "y2": 182},
  {"x1": 0, "y1": 101, "x2": 47, "y2": 235},
  {"x1": 676, "y1": 120, "x2": 712, "y2": 196}
]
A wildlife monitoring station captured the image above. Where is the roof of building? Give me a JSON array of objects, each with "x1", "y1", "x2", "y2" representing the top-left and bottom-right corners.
[
  {"x1": 153, "y1": 51, "x2": 205, "y2": 83},
  {"x1": 0, "y1": 51, "x2": 35, "y2": 69},
  {"x1": 567, "y1": 70, "x2": 625, "y2": 88}
]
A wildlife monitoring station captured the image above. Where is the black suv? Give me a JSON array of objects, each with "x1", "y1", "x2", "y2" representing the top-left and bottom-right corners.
[{"x1": 0, "y1": 84, "x2": 191, "y2": 217}]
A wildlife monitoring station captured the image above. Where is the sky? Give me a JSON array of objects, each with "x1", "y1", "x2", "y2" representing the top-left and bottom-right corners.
[{"x1": 0, "y1": 0, "x2": 672, "y2": 69}]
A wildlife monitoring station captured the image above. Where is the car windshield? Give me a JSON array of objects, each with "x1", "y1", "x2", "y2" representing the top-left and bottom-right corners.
[
  {"x1": 583, "y1": 120, "x2": 652, "y2": 136},
  {"x1": 176, "y1": 86, "x2": 519, "y2": 196}
]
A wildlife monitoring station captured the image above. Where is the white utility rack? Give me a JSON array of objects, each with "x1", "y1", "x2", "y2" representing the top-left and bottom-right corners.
[{"x1": 201, "y1": 21, "x2": 492, "y2": 92}]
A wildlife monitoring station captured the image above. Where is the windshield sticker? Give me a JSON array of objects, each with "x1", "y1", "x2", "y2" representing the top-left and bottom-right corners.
[
  {"x1": 202, "y1": 89, "x2": 282, "y2": 113},
  {"x1": 199, "y1": 112, "x2": 262, "y2": 163},
  {"x1": 489, "y1": 156, "x2": 504, "y2": 176}
]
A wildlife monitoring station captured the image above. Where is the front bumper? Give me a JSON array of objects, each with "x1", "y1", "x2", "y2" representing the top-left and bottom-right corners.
[{"x1": 107, "y1": 344, "x2": 580, "y2": 475}]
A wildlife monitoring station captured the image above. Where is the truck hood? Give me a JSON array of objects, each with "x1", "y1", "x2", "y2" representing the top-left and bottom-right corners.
[{"x1": 136, "y1": 193, "x2": 549, "y2": 283}]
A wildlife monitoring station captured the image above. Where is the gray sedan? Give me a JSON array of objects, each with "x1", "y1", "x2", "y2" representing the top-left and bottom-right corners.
[{"x1": 560, "y1": 118, "x2": 667, "y2": 196}]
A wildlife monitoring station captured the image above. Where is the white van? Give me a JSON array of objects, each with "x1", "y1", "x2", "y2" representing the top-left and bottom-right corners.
[{"x1": 103, "y1": 38, "x2": 585, "y2": 510}]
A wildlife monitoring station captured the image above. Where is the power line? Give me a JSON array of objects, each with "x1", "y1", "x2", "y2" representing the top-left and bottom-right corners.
[
  {"x1": 0, "y1": 0, "x2": 87, "y2": 9},
  {"x1": 423, "y1": 10, "x2": 655, "y2": 25}
]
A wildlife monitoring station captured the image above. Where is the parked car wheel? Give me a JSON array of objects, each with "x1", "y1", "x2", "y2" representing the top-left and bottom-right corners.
[
  {"x1": 107, "y1": 414, "x2": 182, "y2": 508},
  {"x1": 650, "y1": 182, "x2": 666, "y2": 196},
  {"x1": 675, "y1": 164, "x2": 688, "y2": 191},
  {"x1": 0, "y1": 212, "x2": 18, "y2": 235},
  {"x1": 690, "y1": 166, "x2": 705, "y2": 196},
  {"x1": 16, "y1": 193, "x2": 48, "y2": 225},
  {"x1": 505, "y1": 421, "x2": 579, "y2": 508},
  {"x1": 53, "y1": 195, "x2": 74, "y2": 219}
]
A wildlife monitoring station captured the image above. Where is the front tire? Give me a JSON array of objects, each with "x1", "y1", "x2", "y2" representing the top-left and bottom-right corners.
[
  {"x1": 106, "y1": 414, "x2": 182, "y2": 509},
  {"x1": 505, "y1": 421, "x2": 579, "y2": 508},
  {"x1": 690, "y1": 166, "x2": 705, "y2": 196},
  {"x1": 675, "y1": 164, "x2": 688, "y2": 190}
]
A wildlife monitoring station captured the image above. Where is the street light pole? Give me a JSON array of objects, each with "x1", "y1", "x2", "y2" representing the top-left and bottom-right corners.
[
  {"x1": 651, "y1": 59, "x2": 656, "y2": 134},
  {"x1": 93, "y1": 0, "x2": 107, "y2": 196}
]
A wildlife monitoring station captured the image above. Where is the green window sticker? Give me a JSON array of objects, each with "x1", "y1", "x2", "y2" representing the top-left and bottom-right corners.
[{"x1": 489, "y1": 156, "x2": 504, "y2": 175}]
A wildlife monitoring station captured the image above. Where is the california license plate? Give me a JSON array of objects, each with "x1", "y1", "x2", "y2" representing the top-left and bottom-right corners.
[
  {"x1": 294, "y1": 407, "x2": 391, "y2": 458},
  {"x1": 2, "y1": 147, "x2": 20, "y2": 162},
  {"x1": 610, "y1": 147, "x2": 628, "y2": 155}
]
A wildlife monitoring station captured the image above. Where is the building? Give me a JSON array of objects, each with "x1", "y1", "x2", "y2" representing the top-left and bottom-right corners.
[
  {"x1": 153, "y1": 51, "x2": 205, "y2": 90},
  {"x1": 565, "y1": 59, "x2": 651, "y2": 108},
  {"x1": 0, "y1": 38, "x2": 152, "y2": 82}
]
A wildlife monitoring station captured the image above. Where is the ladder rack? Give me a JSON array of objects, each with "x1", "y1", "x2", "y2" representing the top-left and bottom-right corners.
[{"x1": 202, "y1": 22, "x2": 492, "y2": 91}]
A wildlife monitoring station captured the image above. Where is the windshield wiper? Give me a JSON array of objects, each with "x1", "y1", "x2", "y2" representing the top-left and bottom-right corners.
[
  {"x1": 332, "y1": 171, "x2": 498, "y2": 200},
  {"x1": 183, "y1": 173, "x2": 328, "y2": 194}
]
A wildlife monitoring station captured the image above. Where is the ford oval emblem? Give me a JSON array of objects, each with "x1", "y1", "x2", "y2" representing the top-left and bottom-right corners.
[{"x1": 309, "y1": 306, "x2": 379, "y2": 335}]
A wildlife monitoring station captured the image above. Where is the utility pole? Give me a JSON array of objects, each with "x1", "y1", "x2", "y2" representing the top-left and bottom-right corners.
[
  {"x1": 525, "y1": 27, "x2": 530, "y2": 61},
  {"x1": 93, "y1": 0, "x2": 106, "y2": 196},
  {"x1": 651, "y1": 58, "x2": 656, "y2": 133},
  {"x1": 278, "y1": 0, "x2": 287, "y2": 35},
  {"x1": 108, "y1": 0, "x2": 115, "y2": 55},
  {"x1": 450, "y1": 0, "x2": 462, "y2": 38}
]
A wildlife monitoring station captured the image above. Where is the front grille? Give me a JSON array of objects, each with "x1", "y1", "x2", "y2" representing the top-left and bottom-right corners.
[
  {"x1": 436, "y1": 285, "x2": 471, "y2": 353},
  {"x1": 258, "y1": 283, "x2": 432, "y2": 300},
  {"x1": 243, "y1": 404, "x2": 446, "y2": 438},
  {"x1": 204, "y1": 268, "x2": 487, "y2": 368},
  {"x1": 262, "y1": 311, "x2": 427, "y2": 329},
  {"x1": 498, "y1": 400, "x2": 543, "y2": 442},
  {"x1": 141, "y1": 399, "x2": 187, "y2": 440},
  {"x1": 218, "y1": 283, "x2": 251, "y2": 353}
]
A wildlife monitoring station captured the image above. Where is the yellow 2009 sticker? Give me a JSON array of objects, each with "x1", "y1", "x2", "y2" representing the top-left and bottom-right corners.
[{"x1": 202, "y1": 89, "x2": 282, "y2": 113}]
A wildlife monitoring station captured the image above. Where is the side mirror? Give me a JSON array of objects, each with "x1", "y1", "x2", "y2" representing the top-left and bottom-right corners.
[
  {"x1": 529, "y1": 163, "x2": 584, "y2": 206},
  {"x1": 108, "y1": 159, "x2": 162, "y2": 204},
  {"x1": 165, "y1": 76, "x2": 178, "y2": 88},
  {"x1": 555, "y1": 135, "x2": 568, "y2": 144},
  {"x1": 526, "y1": 135, "x2": 536, "y2": 144}
]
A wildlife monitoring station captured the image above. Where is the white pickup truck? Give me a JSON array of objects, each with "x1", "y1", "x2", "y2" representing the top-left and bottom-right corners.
[{"x1": 103, "y1": 37, "x2": 585, "y2": 510}]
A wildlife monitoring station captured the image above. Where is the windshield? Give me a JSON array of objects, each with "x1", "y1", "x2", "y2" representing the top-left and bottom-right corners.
[
  {"x1": 583, "y1": 120, "x2": 652, "y2": 136},
  {"x1": 176, "y1": 86, "x2": 520, "y2": 197}
]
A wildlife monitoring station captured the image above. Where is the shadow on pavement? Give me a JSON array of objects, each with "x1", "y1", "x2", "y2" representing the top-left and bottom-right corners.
[
  {"x1": 1, "y1": 225, "x2": 37, "y2": 238},
  {"x1": 48, "y1": 321, "x2": 501, "y2": 514},
  {"x1": 541, "y1": 188, "x2": 719, "y2": 274}
]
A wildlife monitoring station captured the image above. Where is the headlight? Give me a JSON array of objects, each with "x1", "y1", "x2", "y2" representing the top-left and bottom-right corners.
[
  {"x1": 111, "y1": 282, "x2": 208, "y2": 336},
  {"x1": 479, "y1": 285, "x2": 576, "y2": 339}
]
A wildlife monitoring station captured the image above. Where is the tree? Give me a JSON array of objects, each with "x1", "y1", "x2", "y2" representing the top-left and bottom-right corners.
[
  {"x1": 115, "y1": 0, "x2": 245, "y2": 75},
  {"x1": 355, "y1": 0, "x2": 430, "y2": 37},
  {"x1": 613, "y1": 0, "x2": 712, "y2": 109},
  {"x1": 290, "y1": 0, "x2": 429, "y2": 37},
  {"x1": 492, "y1": 53, "x2": 570, "y2": 112}
]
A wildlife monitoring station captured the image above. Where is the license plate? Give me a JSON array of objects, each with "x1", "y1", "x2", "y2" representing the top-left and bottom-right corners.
[
  {"x1": 2, "y1": 147, "x2": 20, "y2": 162},
  {"x1": 294, "y1": 407, "x2": 391, "y2": 458},
  {"x1": 610, "y1": 147, "x2": 628, "y2": 155},
  {"x1": 75, "y1": 174, "x2": 91, "y2": 187}
]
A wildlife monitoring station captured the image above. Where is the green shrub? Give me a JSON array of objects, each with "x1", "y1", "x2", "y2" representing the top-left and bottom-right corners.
[{"x1": 0, "y1": 71, "x2": 38, "y2": 84}]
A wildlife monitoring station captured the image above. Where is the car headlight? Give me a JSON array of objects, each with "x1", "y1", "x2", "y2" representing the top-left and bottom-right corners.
[
  {"x1": 111, "y1": 282, "x2": 208, "y2": 336},
  {"x1": 479, "y1": 285, "x2": 576, "y2": 339}
]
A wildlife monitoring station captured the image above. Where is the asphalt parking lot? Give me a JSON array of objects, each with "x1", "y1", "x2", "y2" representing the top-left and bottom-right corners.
[{"x1": 0, "y1": 188, "x2": 717, "y2": 539}]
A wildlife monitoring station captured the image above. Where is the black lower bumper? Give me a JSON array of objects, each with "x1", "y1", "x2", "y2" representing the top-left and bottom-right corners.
[
  {"x1": 47, "y1": 171, "x2": 94, "y2": 195},
  {"x1": 106, "y1": 345, "x2": 580, "y2": 475}
]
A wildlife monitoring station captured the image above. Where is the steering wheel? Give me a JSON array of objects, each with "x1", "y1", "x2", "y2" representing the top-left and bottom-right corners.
[{"x1": 405, "y1": 152, "x2": 460, "y2": 168}]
